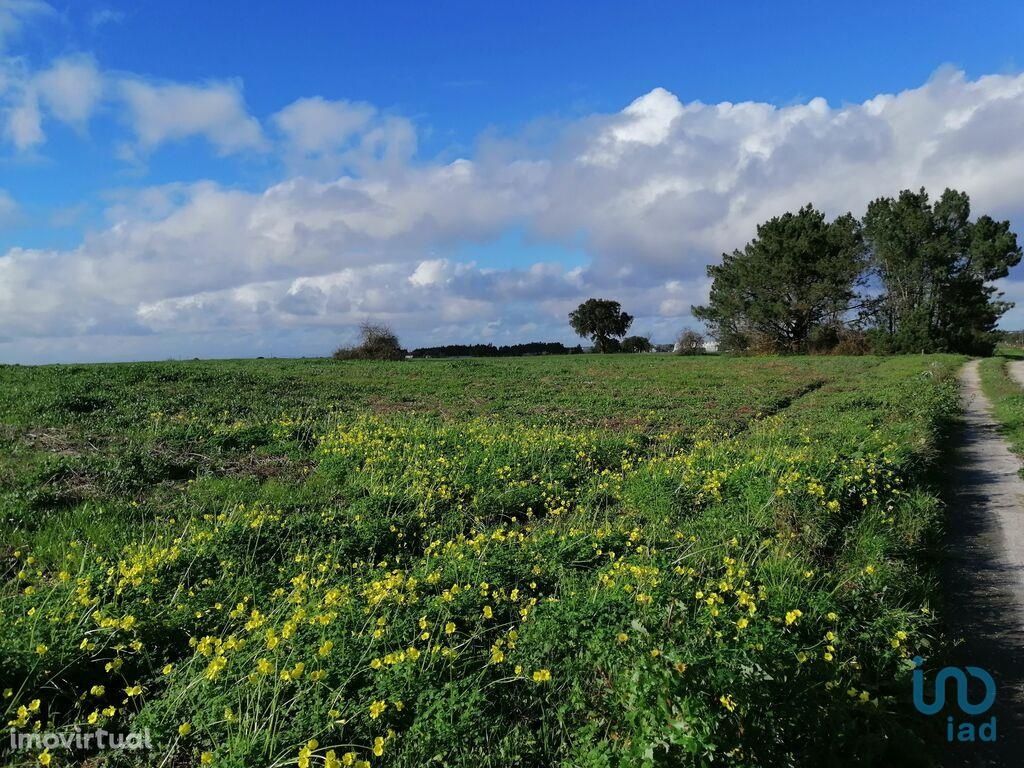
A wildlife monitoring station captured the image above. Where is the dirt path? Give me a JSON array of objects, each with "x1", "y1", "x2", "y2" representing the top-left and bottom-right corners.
[{"x1": 943, "y1": 359, "x2": 1024, "y2": 765}]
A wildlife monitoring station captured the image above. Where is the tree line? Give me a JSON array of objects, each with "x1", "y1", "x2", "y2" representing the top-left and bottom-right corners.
[
  {"x1": 693, "y1": 187, "x2": 1021, "y2": 355},
  {"x1": 336, "y1": 187, "x2": 1019, "y2": 361},
  {"x1": 410, "y1": 342, "x2": 583, "y2": 358}
]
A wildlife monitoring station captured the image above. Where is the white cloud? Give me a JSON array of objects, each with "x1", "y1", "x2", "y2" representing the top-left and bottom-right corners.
[
  {"x1": 408, "y1": 259, "x2": 448, "y2": 287},
  {"x1": 272, "y1": 96, "x2": 416, "y2": 175},
  {"x1": 273, "y1": 96, "x2": 375, "y2": 155},
  {"x1": 35, "y1": 56, "x2": 104, "y2": 124},
  {"x1": 534, "y1": 69, "x2": 1024, "y2": 278},
  {"x1": 117, "y1": 78, "x2": 265, "y2": 155},
  {"x1": 1, "y1": 56, "x2": 103, "y2": 150},
  {"x1": 133, "y1": 259, "x2": 593, "y2": 339},
  {"x1": 583, "y1": 87, "x2": 685, "y2": 162},
  {"x1": 0, "y1": 53, "x2": 265, "y2": 156},
  {"x1": 5, "y1": 89, "x2": 42, "y2": 148},
  {"x1": 5, "y1": 68, "x2": 1024, "y2": 362}
]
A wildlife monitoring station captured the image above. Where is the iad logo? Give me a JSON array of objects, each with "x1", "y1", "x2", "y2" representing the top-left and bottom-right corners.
[{"x1": 912, "y1": 656, "x2": 997, "y2": 743}]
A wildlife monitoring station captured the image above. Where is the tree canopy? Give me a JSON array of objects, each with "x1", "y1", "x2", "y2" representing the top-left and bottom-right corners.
[
  {"x1": 693, "y1": 205, "x2": 865, "y2": 353},
  {"x1": 861, "y1": 188, "x2": 1021, "y2": 354},
  {"x1": 693, "y1": 189, "x2": 1020, "y2": 356},
  {"x1": 569, "y1": 298, "x2": 633, "y2": 352},
  {"x1": 621, "y1": 335, "x2": 652, "y2": 353}
]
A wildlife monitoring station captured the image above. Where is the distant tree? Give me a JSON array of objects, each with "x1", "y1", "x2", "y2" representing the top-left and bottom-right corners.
[
  {"x1": 693, "y1": 205, "x2": 865, "y2": 353},
  {"x1": 862, "y1": 188, "x2": 1021, "y2": 355},
  {"x1": 621, "y1": 335, "x2": 653, "y2": 353},
  {"x1": 334, "y1": 323, "x2": 406, "y2": 361},
  {"x1": 569, "y1": 298, "x2": 633, "y2": 353},
  {"x1": 674, "y1": 329, "x2": 705, "y2": 355},
  {"x1": 409, "y1": 342, "x2": 576, "y2": 359}
]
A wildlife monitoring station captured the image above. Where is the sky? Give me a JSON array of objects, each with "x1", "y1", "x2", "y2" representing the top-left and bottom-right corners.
[{"x1": 2, "y1": 1, "x2": 1024, "y2": 363}]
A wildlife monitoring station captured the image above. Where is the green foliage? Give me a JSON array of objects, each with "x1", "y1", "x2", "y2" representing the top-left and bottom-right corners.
[
  {"x1": 334, "y1": 323, "x2": 406, "y2": 361},
  {"x1": 569, "y1": 299, "x2": 634, "y2": 352},
  {"x1": 621, "y1": 336, "x2": 652, "y2": 353},
  {"x1": 0, "y1": 355, "x2": 965, "y2": 767},
  {"x1": 693, "y1": 205, "x2": 865, "y2": 353},
  {"x1": 862, "y1": 188, "x2": 1022, "y2": 355},
  {"x1": 694, "y1": 188, "x2": 1021, "y2": 356}
]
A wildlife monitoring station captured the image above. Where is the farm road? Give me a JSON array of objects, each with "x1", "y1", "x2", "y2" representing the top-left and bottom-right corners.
[{"x1": 943, "y1": 359, "x2": 1024, "y2": 765}]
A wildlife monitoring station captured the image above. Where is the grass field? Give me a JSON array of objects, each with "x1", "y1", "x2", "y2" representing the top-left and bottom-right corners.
[{"x1": 1, "y1": 354, "x2": 965, "y2": 767}]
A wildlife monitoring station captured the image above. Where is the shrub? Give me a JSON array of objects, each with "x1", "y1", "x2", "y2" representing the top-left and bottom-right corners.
[
  {"x1": 674, "y1": 329, "x2": 706, "y2": 355},
  {"x1": 621, "y1": 336, "x2": 653, "y2": 353},
  {"x1": 832, "y1": 328, "x2": 873, "y2": 356},
  {"x1": 334, "y1": 323, "x2": 406, "y2": 361}
]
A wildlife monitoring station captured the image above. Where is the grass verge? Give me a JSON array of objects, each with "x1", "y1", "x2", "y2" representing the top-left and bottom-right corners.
[{"x1": 979, "y1": 354, "x2": 1024, "y2": 460}]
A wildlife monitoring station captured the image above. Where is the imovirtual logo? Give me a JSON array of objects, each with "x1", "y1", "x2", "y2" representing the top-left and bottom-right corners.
[{"x1": 912, "y1": 656, "x2": 997, "y2": 743}]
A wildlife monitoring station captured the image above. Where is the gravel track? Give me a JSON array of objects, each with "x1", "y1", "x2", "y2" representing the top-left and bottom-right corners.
[{"x1": 942, "y1": 359, "x2": 1024, "y2": 765}]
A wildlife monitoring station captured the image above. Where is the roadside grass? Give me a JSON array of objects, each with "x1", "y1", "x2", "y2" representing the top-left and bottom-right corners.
[
  {"x1": 978, "y1": 354, "x2": 1024, "y2": 459},
  {"x1": 1, "y1": 354, "x2": 965, "y2": 767}
]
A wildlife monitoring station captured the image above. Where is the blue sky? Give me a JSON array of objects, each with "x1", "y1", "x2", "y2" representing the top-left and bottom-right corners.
[{"x1": 2, "y1": 1, "x2": 1024, "y2": 362}]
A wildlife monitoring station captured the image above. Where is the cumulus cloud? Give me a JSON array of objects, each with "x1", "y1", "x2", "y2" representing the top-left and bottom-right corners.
[
  {"x1": 5, "y1": 68, "x2": 1024, "y2": 362},
  {"x1": 538, "y1": 69, "x2": 1024, "y2": 279},
  {"x1": 273, "y1": 96, "x2": 375, "y2": 155},
  {"x1": 117, "y1": 78, "x2": 265, "y2": 155},
  {"x1": 272, "y1": 96, "x2": 417, "y2": 176},
  {"x1": 0, "y1": 156, "x2": 548, "y2": 344}
]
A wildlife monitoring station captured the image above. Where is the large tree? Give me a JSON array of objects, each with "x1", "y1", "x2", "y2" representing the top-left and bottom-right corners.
[
  {"x1": 861, "y1": 188, "x2": 1021, "y2": 354},
  {"x1": 693, "y1": 205, "x2": 865, "y2": 352},
  {"x1": 569, "y1": 298, "x2": 633, "y2": 352}
]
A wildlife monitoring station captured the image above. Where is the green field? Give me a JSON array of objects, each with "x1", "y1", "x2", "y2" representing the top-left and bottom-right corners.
[{"x1": 1, "y1": 354, "x2": 965, "y2": 767}]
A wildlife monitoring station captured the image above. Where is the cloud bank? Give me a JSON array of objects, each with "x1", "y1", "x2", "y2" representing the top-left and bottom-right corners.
[{"x1": 3, "y1": 57, "x2": 1024, "y2": 361}]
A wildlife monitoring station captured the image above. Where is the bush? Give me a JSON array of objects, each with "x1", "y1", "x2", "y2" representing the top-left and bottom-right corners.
[
  {"x1": 674, "y1": 329, "x2": 705, "y2": 355},
  {"x1": 832, "y1": 328, "x2": 873, "y2": 356},
  {"x1": 333, "y1": 323, "x2": 406, "y2": 361},
  {"x1": 621, "y1": 336, "x2": 653, "y2": 353}
]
